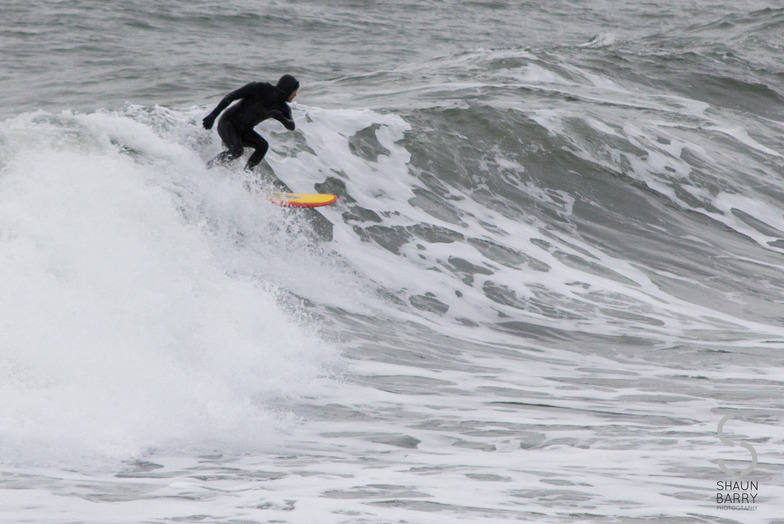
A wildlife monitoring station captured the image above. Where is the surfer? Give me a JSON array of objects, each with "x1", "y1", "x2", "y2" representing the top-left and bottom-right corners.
[{"x1": 202, "y1": 74, "x2": 299, "y2": 171}]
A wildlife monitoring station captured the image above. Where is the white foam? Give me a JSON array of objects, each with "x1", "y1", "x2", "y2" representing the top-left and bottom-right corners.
[
  {"x1": 0, "y1": 111, "x2": 339, "y2": 466},
  {"x1": 708, "y1": 125, "x2": 782, "y2": 158},
  {"x1": 268, "y1": 104, "x2": 784, "y2": 341},
  {"x1": 1, "y1": 98, "x2": 783, "y2": 524}
]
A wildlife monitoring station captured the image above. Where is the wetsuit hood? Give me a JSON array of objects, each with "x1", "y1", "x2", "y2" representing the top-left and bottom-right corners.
[{"x1": 276, "y1": 74, "x2": 300, "y2": 100}]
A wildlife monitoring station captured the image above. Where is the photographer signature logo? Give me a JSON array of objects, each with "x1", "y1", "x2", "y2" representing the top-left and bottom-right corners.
[
  {"x1": 717, "y1": 415, "x2": 758, "y2": 476},
  {"x1": 716, "y1": 414, "x2": 759, "y2": 511}
]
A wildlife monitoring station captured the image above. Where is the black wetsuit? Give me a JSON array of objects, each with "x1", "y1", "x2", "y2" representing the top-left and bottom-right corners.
[{"x1": 203, "y1": 74, "x2": 299, "y2": 170}]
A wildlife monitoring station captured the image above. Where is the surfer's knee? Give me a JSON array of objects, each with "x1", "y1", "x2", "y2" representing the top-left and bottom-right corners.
[
  {"x1": 245, "y1": 140, "x2": 269, "y2": 170},
  {"x1": 256, "y1": 139, "x2": 269, "y2": 157}
]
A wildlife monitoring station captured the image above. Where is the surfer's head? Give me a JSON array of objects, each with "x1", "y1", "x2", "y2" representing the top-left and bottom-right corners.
[{"x1": 277, "y1": 74, "x2": 299, "y2": 102}]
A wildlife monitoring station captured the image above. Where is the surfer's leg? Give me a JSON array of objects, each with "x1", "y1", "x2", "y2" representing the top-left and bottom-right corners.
[
  {"x1": 208, "y1": 119, "x2": 244, "y2": 168},
  {"x1": 242, "y1": 131, "x2": 269, "y2": 171}
]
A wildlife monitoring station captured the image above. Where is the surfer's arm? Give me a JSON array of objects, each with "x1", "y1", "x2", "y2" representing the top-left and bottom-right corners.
[
  {"x1": 270, "y1": 105, "x2": 295, "y2": 131},
  {"x1": 202, "y1": 83, "x2": 258, "y2": 129}
]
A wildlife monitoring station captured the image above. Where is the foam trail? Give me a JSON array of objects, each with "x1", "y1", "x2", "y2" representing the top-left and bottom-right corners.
[{"x1": 0, "y1": 110, "x2": 339, "y2": 466}]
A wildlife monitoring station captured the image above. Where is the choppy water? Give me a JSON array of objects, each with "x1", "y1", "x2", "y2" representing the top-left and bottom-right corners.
[{"x1": 2, "y1": 1, "x2": 784, "y2": 522}]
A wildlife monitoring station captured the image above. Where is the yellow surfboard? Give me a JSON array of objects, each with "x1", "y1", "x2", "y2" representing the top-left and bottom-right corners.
[{"x1": 264, "y1": 192, "x2": 337, "y2": 208}]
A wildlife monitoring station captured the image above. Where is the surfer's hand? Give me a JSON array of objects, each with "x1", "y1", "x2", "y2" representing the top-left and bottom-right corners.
[
  {"x1": 270, "y1": 110, "x2": 295, "y2": 131},
  {"x1": 202, "y1": 114, "x2": 215, "y2": 129}
]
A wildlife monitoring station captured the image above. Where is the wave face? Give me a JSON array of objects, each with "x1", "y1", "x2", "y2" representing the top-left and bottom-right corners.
[
  {"x1": 2, "y1": 2, "x2": 784, "y2": 521},
  {"x1": 0, "y1": 109, "x2": 343, "y2": 464}
]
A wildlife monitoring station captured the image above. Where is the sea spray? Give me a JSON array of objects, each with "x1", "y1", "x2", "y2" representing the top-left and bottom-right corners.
[{"x1": 0, "y1": 110, "x2": 339, "y2": 466}]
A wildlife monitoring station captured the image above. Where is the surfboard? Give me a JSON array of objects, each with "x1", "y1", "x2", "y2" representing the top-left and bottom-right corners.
[{"x1": 264, "y1": 192, "x2": 337, "y2": 208}]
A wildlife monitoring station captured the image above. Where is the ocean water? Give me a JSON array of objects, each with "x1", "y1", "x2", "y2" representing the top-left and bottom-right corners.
[{"x1": 2, "y1": 1, "x2": 784, "y2": 522}]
